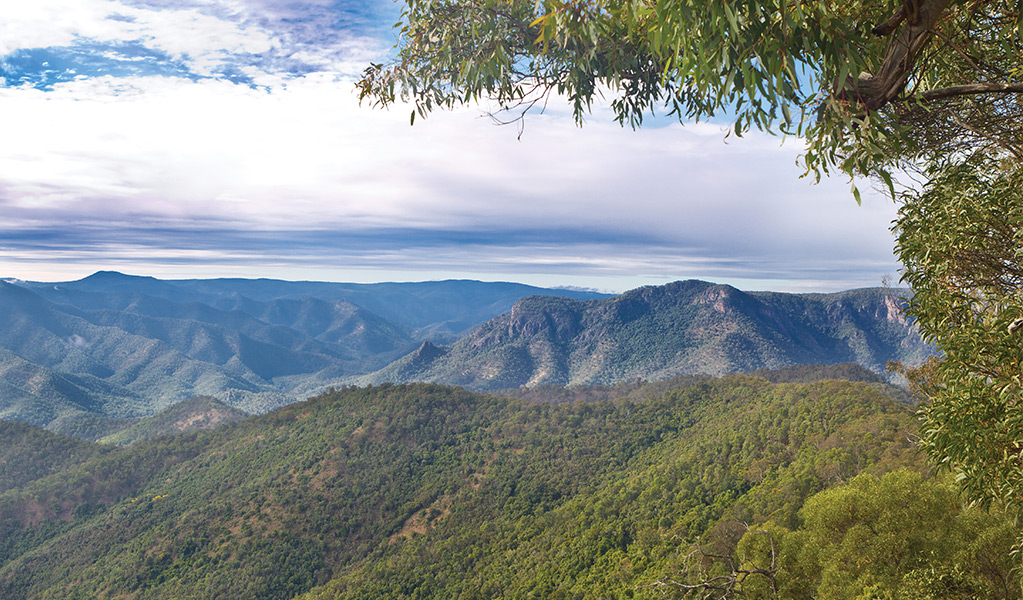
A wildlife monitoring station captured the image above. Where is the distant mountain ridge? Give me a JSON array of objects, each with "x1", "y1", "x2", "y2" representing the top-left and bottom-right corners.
[
  {"x1": 28, "y1": 271, "x2": 607, "y2": 342},
  {"x1": 362, "y1": 280, "x2": 933, "y2": 389},
  {"x1": 0, "y1": 272, "x2": 608, "y2": 435},
  {"x1": 1, "y1": 273, "x2": 934, "y2": 437}
]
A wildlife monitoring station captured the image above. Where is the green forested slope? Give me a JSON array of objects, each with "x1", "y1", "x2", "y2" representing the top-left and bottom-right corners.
[
  {"x1": 98, "y1": 395, "x2": 250, "y2": 445},
  {"x1": 0, "y1": 421, "x2": 111, "y2": 493},
  {"x1": 0, "y1": 375, "x2": 1014, "y2": 600},
  {"x1": 301, "y1": 380, "x2": 929, "y2": 600}
]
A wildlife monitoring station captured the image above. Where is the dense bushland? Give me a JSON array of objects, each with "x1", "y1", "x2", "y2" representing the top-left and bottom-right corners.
[{"x1": 0, "y1": 371, "x2": 1015, "y2": 599}]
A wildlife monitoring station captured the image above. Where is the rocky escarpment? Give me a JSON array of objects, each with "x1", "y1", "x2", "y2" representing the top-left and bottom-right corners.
[{"x1": 362, "y1": 280, "x2": 933, "y2": 389}]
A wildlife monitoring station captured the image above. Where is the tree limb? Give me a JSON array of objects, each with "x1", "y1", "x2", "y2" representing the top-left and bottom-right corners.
[
  {"x1": 873, "y1": 5, "x2": 908, "y2": 36},
  {"x1": 849, "y1": 0, "x2": 953, "y2": 110},
  {"x1": 917, "y1": 82, "x2": 1023, "y2": 102}
]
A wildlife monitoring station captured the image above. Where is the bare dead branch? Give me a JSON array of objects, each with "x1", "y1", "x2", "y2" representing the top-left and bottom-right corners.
[{"x1": 640, "y1": 525, "x2": 780, "y2": 599}]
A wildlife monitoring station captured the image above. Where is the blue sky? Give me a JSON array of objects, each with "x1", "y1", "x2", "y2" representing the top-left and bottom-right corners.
[{"x1": 0, "y1": 0, "x2": 901, "y2": 293}]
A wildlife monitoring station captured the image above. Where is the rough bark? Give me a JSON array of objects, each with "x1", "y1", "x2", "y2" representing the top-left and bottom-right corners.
[{"x1": 851, "y1": 0, "x2": 954, "y2": 110}]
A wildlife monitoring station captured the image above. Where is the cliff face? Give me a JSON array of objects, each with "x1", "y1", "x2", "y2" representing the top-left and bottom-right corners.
[{"x1": 363, "y1": 280, "x2": 933, "y2": 389}]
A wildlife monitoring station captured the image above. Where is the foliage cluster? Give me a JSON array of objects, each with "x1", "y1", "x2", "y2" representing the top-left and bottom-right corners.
[
  {"x1": 688, "y1": 470, "x2": 1018, "y2": 599},
  {"x1": 360, "y1": 0, "x2": 1021, "y2": 188},
  {"x1": 895, "y1": 156, "x2": 1023, "y2": 548}
]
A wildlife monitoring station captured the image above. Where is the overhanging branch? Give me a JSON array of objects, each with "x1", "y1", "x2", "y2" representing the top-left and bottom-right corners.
[{"x1": 917, "y1": 82, "x2": 1023, "y2": 102}]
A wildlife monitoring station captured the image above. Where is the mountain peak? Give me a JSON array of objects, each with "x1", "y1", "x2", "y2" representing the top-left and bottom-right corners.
[
  {"x1": 404, "y1": 341, "x2": 448, "y2": 368},
  {"x1": 78, "y1": 271, "x2": 155, "y2": 283},
  {"x1": 619, "y1": 279, "x2": 722, "y2": 300}
]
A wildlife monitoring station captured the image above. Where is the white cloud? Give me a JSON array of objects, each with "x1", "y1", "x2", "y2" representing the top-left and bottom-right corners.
[
  {"x1": 1, "y1": 0, "x2": 134, "y2": 55},
  {"x1": 0, "y1": 0, "x2": 385, "y2": 80},
  {"x1": 0, "y1": 71, "x2": 899, "y2": 292},
  {"x1": 0, "y1": 0, "x2": 899, "y2": 292},
  {"x1": 132, "y1": 7, "x2": 277, "y2": 75}
]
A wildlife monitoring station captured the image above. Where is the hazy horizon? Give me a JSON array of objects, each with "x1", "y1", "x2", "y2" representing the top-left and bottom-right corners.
[{"x1": 2, "y1": 268, "x2": 909, "y2": 296}]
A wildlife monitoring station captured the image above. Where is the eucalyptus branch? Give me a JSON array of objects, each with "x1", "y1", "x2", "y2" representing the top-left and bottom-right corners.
[
  {"x1": 872, "y1": 5, "x2": 908, "y2": 36},
  {"x1": 917, "y1": 82, "x2": 1023, "y2": 103}
]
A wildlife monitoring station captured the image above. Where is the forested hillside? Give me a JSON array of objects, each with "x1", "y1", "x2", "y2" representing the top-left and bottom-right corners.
[
  {"x1": 0, "y1": 371, "x2": 1013, "y2": 599},
  {"x1": 98, "y1": 395, "x2": 249, "y2": 446},
  {"x1": 0, "y1": 421, "x2": 112, "y2": 492},
  {"x1": 363, "y1": 280, "x2": 933, "y2": 389}
]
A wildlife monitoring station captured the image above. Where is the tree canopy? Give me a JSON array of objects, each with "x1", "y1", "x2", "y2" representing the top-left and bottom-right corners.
[
  {"x1": 359, "y1": 0, "x2": 1022, "y2": 192},
  {"x1": 895, "y1": 156, "x2": 1023, "y2": 528}
]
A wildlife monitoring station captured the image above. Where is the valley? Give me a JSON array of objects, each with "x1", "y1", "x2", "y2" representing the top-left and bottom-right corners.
[
  {"x1": 0, "y1": 273, "x2": 931, "y2": 441},
  {"x1": 0, "y1": 272, "x2": 606, "y2": 436}
]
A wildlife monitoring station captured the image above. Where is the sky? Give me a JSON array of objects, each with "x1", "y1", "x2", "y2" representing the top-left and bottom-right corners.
[{"x1": 0, "y1": 0, "x2": 902, "y2": 294}]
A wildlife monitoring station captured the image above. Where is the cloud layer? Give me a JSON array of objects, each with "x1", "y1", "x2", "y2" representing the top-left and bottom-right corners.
[{"x1": 0, "y1": 0, "x2": 900, "y2": 292}]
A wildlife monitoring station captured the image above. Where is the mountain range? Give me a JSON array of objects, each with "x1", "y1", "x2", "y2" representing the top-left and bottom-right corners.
[
  {"x1": 0, "y1": 272, "x2": 605, "y2": 435},
  {"x1": 0, "y1": 272, "x2": 932, "y2": 438},
  {"x1": 361, "y1": 280, "x2": 932, "y2": 389}
]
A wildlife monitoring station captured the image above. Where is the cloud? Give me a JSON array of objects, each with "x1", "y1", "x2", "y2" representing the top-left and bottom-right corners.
[
  {"x1": 0, "y1": 221, "x2": 896, "y2": 294},
  {"x1": 0, "y1": 0, "x2": 391, "y2": 87},
  {"x1": 0, "y1": 70, "x2": 900, "y2": 291},
  {"x1": 0, "y1": 0, "x2": 901, "y2": 293}
]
